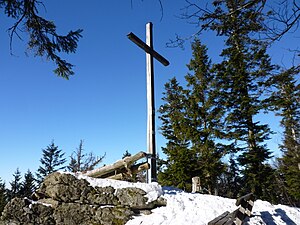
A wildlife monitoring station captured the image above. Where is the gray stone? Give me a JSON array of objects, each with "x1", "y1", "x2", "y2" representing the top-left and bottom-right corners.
[
  {"x1": 1, "y1": 172, "x2": 166, "y2": 225},
  {"x1": 1, "y1": 198, "x2": 55, "y2": 225},
  {"x1": 116, "y1": 187, "x2": 149, "y2": 209}
]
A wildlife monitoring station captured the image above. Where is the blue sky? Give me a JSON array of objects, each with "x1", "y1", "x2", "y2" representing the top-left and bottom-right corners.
[{"x1": 0, "y1": 1, "x2": 297, "y2": 183}]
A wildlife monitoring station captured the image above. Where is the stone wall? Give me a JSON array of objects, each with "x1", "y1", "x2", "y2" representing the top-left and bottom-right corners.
[{"x1": 0, "y1": 172, "x2": 166, "y2": 225}]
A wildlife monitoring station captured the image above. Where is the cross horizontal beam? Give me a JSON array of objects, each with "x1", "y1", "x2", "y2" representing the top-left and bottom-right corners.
[{"x1": 127, "y1": 32, "x2": 170, "y2": 66}]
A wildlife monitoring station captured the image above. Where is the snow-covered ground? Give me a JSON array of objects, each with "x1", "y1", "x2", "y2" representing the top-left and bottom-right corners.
[{"x1": 77, "y1": 174, "x2": 300, "y2": 225}]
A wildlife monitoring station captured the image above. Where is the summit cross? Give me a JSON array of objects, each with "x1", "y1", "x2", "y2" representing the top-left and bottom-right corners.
[{"x1": 127, "y1": 22, "x2": 169, "y2": 183}]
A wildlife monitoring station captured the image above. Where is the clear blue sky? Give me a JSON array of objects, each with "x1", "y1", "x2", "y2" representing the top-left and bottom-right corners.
[{"x1": 0, "y1": 1, "x2": 297, "y2": 184}]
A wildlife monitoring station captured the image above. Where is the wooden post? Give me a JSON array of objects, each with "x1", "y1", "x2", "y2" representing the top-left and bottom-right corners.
[
  {"x1": 127, "y1": 22, "x2": 169, "y2": 183},
  {"x1": 146, "y1": 22, "x2": 157, "y2": 183},
  {"x1": 192, "y1": 176, "x2": 201, "y2": 193}
]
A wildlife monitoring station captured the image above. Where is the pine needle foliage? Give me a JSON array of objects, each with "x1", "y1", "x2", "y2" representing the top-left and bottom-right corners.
[
  {"x1": 197, "y1": 0, "x2": 275, "y2": 199},
  {"x1": 36, "y1": 141, "x2": 66, "y2": 184},
  {"x1": 7, "y1": 168, "x2": 22, "y2": 201},
  {"x1": 0, "y1": 177, "x2": 7, "y2": 214},
  {"x1": 269, "y1": 67, "x2": 300, "y2": 206},
  {"x1": 159, "y1": 40, "x2": 226, "y2": 193},
  {"x1": 0, "y1": 0, "x2": 82, "y2": 78},
  {"x1": 20, "y1": 170, "x2": 36, "y2": 198}
]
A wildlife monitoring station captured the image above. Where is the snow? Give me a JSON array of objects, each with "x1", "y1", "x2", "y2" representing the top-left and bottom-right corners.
[
  {"x1": 126, "y1": 188, "x2": 300, "y2": 225},
  {"x1": 74, "y1": 173, "x2": 300, "y2": 225},
  {"x1": 75, "y1": 173, "x2": 163, "y2": 202},
  {"x1": 24, "y1": 197, "x2": 52, "y2": 208}
]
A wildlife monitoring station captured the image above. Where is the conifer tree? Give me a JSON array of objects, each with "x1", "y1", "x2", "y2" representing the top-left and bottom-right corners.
[
  {"x1": 7, "y1": 168, "x2": 22, "y2": 201},
  {"x1": 192, "y1": 0, "x2": 275, "y2": 199},
  {"x1": 159, "y1": 40, "x2": 228, "y2": 193},
  {"x1": 184, "y1": 39, "x2": 225, "y2": 194},
  {"x1": 158, "y1": 78, "x2": 196, "y2": 191},
  {"x1": 0, "y1": 177, "x2": 7, "y2": 214},
  {"x1": 20, "y1": 170, "x2": 36, "y2": 198},
  {"x1": 269, "y1": 67, "x2": 300, "y2": 205},
  {"x1": 219, "y1": 155, "x2": 242, "y2": 198},
  {"x1": 36, "y1": 141, "x2": 66, "y2": 184}
]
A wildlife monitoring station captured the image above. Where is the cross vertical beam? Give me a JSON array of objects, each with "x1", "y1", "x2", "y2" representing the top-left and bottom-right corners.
[
  {"x1": 127, "y1": 22, "x2": 169, "y2": 183},
  {"x1": 146, "y1": 22, "x2": 156, "y2": 183}
]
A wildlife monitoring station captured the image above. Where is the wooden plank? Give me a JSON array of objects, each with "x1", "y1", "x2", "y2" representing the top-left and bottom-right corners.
[
  {"x1": 127, "y1": 32, "x2": 169, "y2": 66},
  {"x1": 236, "y1": 193, "x2": 253, "y2": 206},
  {"x1": 217, "y1": 215, "x2": 232, "y2": 225},
  {"x1": 208, "y1": 211, "x2": 230, "y2": 225},
  {"x1": 209, "y1": 193, "x2": 254, "y2": 225}
]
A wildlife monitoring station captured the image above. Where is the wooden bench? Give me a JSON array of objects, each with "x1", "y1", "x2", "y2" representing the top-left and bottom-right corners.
[{"x1": 208, "y1": 193, "x2": 254, "y2": 225}]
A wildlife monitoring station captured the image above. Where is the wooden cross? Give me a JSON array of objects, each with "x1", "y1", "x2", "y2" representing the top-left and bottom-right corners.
[{"x1": 127, "y1": 22, "x2": 169, "y2": 183}]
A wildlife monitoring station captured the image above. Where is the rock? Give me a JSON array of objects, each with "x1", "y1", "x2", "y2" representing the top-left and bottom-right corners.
[
  {"x1": 116, "y1": 187, "x2": 149, "y2": 209},
  {"x1": 53, "y1": 203, "x2": 133, "y2": 225},
  {"x1": 1, "y1": 172, "x2": 166, "y2": 225},
  {"x1": 35, "y1": 172, "x2": 92, "y2": 203},
  {"x1": 1, "y1": 198, "x2": 55, "y2": 225}
]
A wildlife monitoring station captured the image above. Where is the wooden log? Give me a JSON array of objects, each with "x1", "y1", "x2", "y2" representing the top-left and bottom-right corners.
[
  {"x1": 104, "y1": 162, "x2": 150, "y2": 179},
  {"x1": 131, "y1": 162, "x2": 150, "y2": 174},
  {"x1": 106, "y1": 173, "x2": 125, "y2": 180},
  {"x1": 84, "y1": 151, "x2": 147, "y2": 178}
]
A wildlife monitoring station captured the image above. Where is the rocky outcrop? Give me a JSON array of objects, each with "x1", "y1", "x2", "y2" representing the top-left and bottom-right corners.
[{"x1": 0, "y1": 172, "x2": 166, "y2": 225}]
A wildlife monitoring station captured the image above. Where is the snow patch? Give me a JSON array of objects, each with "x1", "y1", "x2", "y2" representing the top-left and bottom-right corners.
[
  {"x1": 24, "y1": 197, "x2": 52, "y2": 209},
  {"x1": 75, "y1": 173, "x2": 163, "y2": 202},
  {"x1": 126, "y1": 188, "x2": 300, "y2": 225}
]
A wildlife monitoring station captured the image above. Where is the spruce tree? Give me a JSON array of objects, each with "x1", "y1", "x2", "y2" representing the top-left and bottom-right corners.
[
  {"x1": 158, "y1": 78, "x2": 196, "y2": 191},
  {"x1": 194, "y1": 0, "x2": 275, "y2": 199},
  {"x1": 20, "y1": 170, "x2": 36, "y2": 198},
  {"x1": 184, "y1": 39, "x2": 225, "y2": 194},
  {"x1": 36, "y1": 141, "x2": 66, "y2": 184},
  {"x1": 0, "y1": 177, "x2": 7, "y2": 214},
  {"x1": 270, "y1": 67, "x2": 300, "y2": 205},
  {"x1": 7, "y1": 168, "x2": 22, "y2": 201},
  {"x1": 219, "y1": 155, "x2": 242, "y2": 198}
]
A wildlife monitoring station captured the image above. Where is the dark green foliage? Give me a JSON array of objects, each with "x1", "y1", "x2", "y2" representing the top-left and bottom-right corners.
[
  {"x1": 0, "y1": 177, "x2": 7, "y2": 214},
  {"x1": 268, "y1": 67, "x2": 300, "y2": 206},
  {"x1": 0, "y1": 0, "x2": 82, "y2": 78},
  {"x1": 196, "y1": 0, "x2": 275, "y2": 199},
  {"x1": 36, "y1": 141, "x2": 66, "y2": 184},
  {"x1": 158, "y1": 77, "x2": 194, "y2": 191},
  {"x1": 160, "y1": 1, "x2": 281, "y2": 200},
  {"x1": 20, "y1": 170, "x2": 36, "y2": 198},
  {"x1": 159, "y1": 40, "x2": 225, "y2": 193},
  {"x1": 67, "y1": 140, "x2": 105, "y2": 173},
  {"x1": 185, "y1": 40, "x2": 225, "y2": 194},
  {"x1": 7, "y1": 168, "x2": 22, "y2": 201},
  {"x1": 218, "y1": 155, "x2": 242, "y2": 198}
]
